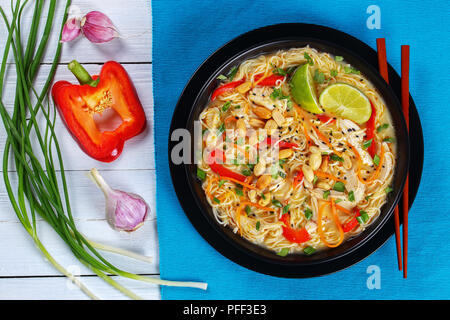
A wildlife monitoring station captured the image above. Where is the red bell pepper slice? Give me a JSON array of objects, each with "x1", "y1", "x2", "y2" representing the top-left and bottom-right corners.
[
  {"x1": 259, "y1": 137, "x2": 299, "y2": 149},
  {"x1": 342, "y1": 209, "x2": 361, "y2": 233},
  {"x1": 52, "y1": 61, "x2": 146, "y2": 162},
  {"x1": 317, "y1": 114, "x2": 335, "y2": 124},
  {"x1": 254, "y1": 74, "x2": 285, "y2": 86},
  {"x1": 207, "y1": 149, "x2": 247, "y2": 182},
  {"x1": 280, "y1": 213, "x2": 311, "y2": 244},
  {"x1": 211, "y1": 80, "x2": 245, "y2": 100},
  {"x1": 364, "y1": 101, "x2": 377, "y2": 158},
  {"x1": 293, "y1": 171, "x2": 304, "y2": 188}
]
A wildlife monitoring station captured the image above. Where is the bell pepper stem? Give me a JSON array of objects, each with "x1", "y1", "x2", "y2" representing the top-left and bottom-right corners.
[{"x1": 68, "y1": 60, "x2": 99, "y2": 87}]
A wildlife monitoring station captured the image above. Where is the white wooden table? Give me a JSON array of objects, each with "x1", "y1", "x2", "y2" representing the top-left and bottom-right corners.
[{"x1": 0, "y1": 0, "x2": 160, "y2": 299}]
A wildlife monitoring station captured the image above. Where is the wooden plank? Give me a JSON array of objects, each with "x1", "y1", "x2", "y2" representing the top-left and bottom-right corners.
[
  {"x1": 0, "y1": 276, "x2": 161, "y2": 300},
  {"x1": 0, "y1": 63, "x2": 155, "y2": 171},
  {"x1": 0, "y1": 219, "x2": 159, "y2": 277},
  {"x1": 0, "y1": 0, "x2": 152, "y2": 64},
  {"x1": 0, "y1": 169, "x2": 157, "y2": 222}
]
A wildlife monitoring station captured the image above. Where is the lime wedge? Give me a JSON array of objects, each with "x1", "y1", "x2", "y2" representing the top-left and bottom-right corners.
[
  {"x1": 319, "y1": 83, "x2": 371, "y2": 124},
  {"x1": 290, "y1": 64, "x2": 323, "y2": 114}
]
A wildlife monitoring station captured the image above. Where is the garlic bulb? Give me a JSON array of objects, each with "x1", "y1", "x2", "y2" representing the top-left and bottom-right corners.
[{"x1": 88, "y1": 168, "x2": 149, "y2": 232}]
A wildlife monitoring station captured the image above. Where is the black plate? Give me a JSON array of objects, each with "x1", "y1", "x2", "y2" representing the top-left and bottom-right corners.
[{"x1": 168, "y1": 23, "x2": 423, "y2": 277}]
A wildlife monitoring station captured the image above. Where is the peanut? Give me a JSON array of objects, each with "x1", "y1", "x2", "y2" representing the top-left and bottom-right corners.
[
  {"x1": 279, "y1": 148, "x2": 294, "y2": 159},
  {"x1": 256, "y1": 175, "x2": 272, "y2": 190},
  {"x1": 252, "y1": 106, "x2": 272, "y2": 119}
]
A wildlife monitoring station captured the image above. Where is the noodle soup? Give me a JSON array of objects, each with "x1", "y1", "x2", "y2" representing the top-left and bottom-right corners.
[{"x1": 196, "y1": 47, "x2": 396, "y2": 256}]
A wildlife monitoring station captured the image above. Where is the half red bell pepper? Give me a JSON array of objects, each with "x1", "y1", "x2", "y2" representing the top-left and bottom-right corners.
[
  {"x1": 280, "y1": 213, "x2": 311, "y2": 244},
  {"x1": 52, "y1": 60, "x2": 146, "y2": 162}
]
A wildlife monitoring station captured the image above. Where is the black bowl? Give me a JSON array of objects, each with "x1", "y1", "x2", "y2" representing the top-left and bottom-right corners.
[{"x1": 169, "y1": 23, "x2": 417, "y2": 277}]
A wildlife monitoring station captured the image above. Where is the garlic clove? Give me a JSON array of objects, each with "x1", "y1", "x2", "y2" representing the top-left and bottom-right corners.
[
  {"x1": 61, "y1": 17, "x2": 82, "y2": 43},
  {"x1": 81, "y1": 11, "x2": 119, "y2": 43}
]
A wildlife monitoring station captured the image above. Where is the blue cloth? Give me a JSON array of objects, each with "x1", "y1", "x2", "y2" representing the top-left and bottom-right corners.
[{"x1": 152, "y1": 0, "x2": 450, "y2": 299}]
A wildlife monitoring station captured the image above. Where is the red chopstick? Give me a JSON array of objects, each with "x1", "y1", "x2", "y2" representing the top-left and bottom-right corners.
[
  {"x1": 376, "y1": 38, "x2": 403, "y2": 271},
  {"x1": 401, "y1": 45, "x2": 410, "y2": 278}
]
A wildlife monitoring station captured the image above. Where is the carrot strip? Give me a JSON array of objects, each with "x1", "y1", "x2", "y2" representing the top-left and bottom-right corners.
[
  {"x1": 335, "y1": 204, "x2": 352, "y2": 214},
  {"x1": 206, "y1": 177, "x2": 219, "y2": 199},
  {"x1": 314, "y1": 170, "x2": 346, "y2": 183},
  {"x1": 310, "y1": 125, "x2": 342, "y2": 157},
  {"x1": 220, "y1": 175, "x2": 256, "y2": 190},
  {"x1": 330, "y1": 199, "x2": 345, "y2": 247}
]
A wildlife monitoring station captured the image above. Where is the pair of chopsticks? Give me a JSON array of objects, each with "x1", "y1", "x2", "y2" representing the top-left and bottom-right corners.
[{"x1": 376, "y1": 38, "x2": 409, "y2": 278}]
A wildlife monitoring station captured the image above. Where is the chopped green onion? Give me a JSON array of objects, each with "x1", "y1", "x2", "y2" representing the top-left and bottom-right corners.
[
  {"x1": 385, "y1": 187, "x2": 393, "y2": 194},
  {"x1": 217, "y1": 74, "x2": 227, "y2": 80},
  {"x1": 218, "y1": 180, "x2": 225, "y2": 187},
  {"x1": 272, "y1": 199, "x2": 283, "y2": 208},
  {"x1": 278, "y1": 171, "x2": 287, "y2": 178},
  {"x1": 334, "y1": 199, "x2": 343, "y2": 204},
  {"x1": 261, "y1": 193, "x2": 266, "y2": 200},
  {"x1": 245, "y1": 205, "x2": 251, "y2": 215},
  {"x1": 213, "y1": 197, "x2": 221, "y2": 204},
  {"x1": 221, "y1": 101, "x2": 231, "y2": 112},
  {"x1": 313, "y1": 175, "x2": 318, "y2": 184},
  {"x1": 256, "y1": 221, "x2": 261, "y2": 231},
  {"x1": 323, "y1": 190, "x2": 331, "y2": 200},
  {"x1": 365, "y1": 194, "x2": 372, "y2": 201},
  {"x1": 197, "y1": 168, "x2": 206, "y2": 181},
  {"x1": 235, "y1": 188, "x2": 244, "y2": 196},
  {"x1": 330, "y1": 69, "x2": 338, "y2": 77},
  {"x1": 359, "y1": 210, "x2": 369, "y2": 223},
  {"x1": 383, "y1": 137, "x2": 395, "y2": 143},
  {"x1": 377, "y1": 123, "x2": 389, "y2": 132},
  {"x1": 373, "y1": 154, "x2": 380, "y2": 166},
  {"x1": 270, "y1": 88, "x2": 289, "y2": 100},
  {"x1": 304, "y1": 208, "x2": 313, "y2": 220},
  {"x1": 272, "y1": 64, "x2": 287, "y2": 76},
  {"x1": 335, "y1": 55, "x2": 344, "y2": 62},
  {"x1": 333, "y1": 181, "x2": 346, "y2": 192},
  {"x1": 227, "y1": 66, "x2": 238, "y2": 80},
  {"x1": 303, "y1": 246, "x2": 316, "y2": 255},
  {"x1": 216, "y1": 123, "x2": 225, "y2": 135},
  {"x1": 330, "y1": 154, "x2": 344, "y2": 162},
  {"x1": 344, "y1": 66, "x2": 360, "y2": 74},
  {"x1": 277, "y1": 248, "x2": 290, "y2": 257},
  {"x1": 282, "y1": 204, "x2": 290, "y2": 214},
  {"x1": 234, "y1": 105, "x2": 241, "y2": 109},
  {"x1": 241, "y1": 168, "x2": 252, "y2": 176},
  {"x1": 304, "y1": 53, "x2": 314, "y2": 65},
  {"x1": 348, "y1": 191, "x2": 355, "y2": 202},
  {"x1": 363, "y1": 139, "x2": 373, "y2": 150},
  {"x1": 313, "y1": 69, "x2": 325, "y2": 84}
]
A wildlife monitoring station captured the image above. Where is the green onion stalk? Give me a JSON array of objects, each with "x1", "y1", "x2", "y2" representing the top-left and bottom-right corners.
[{"x1": 0, "y1": 0, "x2": 207, "y2": 300}]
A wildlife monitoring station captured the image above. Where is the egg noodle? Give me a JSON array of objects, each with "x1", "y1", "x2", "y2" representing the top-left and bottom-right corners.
[{"x1": 197, "y1": 47, "x2": 396, "y2": 255}]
